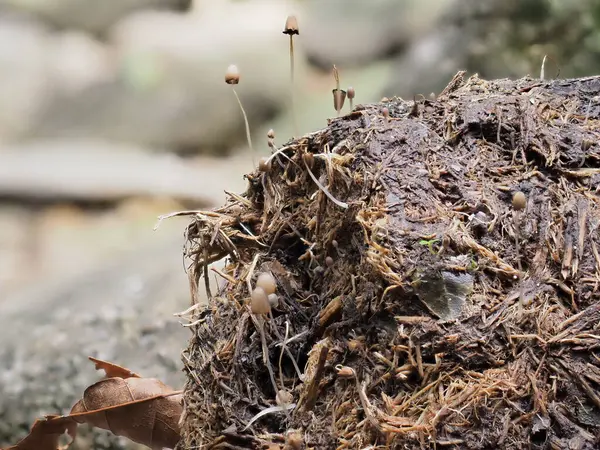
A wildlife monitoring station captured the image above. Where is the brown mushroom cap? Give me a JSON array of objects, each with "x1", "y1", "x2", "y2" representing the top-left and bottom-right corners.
[
  {"x1": 283, "y1": 15, "x2": 299, "y2": 35},
  {"x1": 225, "y1": 64, "x2": 240, "y2": 85},
  {"x1": 512, "y1": 191, "x2": 527, "y2": 211},
  {"x1": 347, "y1": 86, "x2": 355, "y2": 100},
  {"x1": 332, "y1": 89, "x2": 347, "y2": 111},
  {"x1": 256, "y1": 271, "x2": 277, "y2": 295},
  {"x1": 251, "y1": 287, "x2": 271, "y2": 315}
]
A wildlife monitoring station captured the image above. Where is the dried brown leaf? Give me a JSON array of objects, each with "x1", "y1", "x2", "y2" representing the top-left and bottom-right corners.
[
  {"x1": 69, "y1": 376, "x2": 182, "y2": 449},
  {"x1": 89, "y1": 356, "x2": 142, "y2": 379},
  {"x1": 4, "y1": 415, "x2": 77, "y2": 450},
  {"x1": 2, "y1": 358, "x2": 183, "y2": 450}
]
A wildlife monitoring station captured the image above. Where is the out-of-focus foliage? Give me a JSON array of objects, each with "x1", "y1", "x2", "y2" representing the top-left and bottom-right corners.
[{"x1": 462, "y1": 0, "x2": 600, "y2": 79}]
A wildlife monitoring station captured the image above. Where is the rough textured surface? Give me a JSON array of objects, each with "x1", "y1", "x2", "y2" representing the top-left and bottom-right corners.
[{"x1": 178, "y1": 74, "x2": 600, "y2": 449}]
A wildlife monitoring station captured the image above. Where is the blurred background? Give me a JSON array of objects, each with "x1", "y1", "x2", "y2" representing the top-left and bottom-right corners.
[{"x1": 0, "y1": 0, "x2": 599, "y2": 447}]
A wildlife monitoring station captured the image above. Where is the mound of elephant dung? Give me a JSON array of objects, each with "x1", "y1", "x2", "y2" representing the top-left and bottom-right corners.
[{"x1": 177, "y1": 73, "x2": 600, "y2": 449}]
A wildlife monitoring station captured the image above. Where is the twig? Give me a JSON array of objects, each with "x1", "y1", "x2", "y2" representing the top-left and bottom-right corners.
[{"x1": 301, "y1": 346, "x2": 329, "y2": 412}]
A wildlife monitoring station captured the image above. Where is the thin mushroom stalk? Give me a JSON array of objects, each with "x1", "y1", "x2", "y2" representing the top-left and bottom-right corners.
[
  {"x1": 283, "y1": 16, "x2": 299, "y2": 137},
  {"x1": 347, "y1": 86, "x2": 355, "y2": 111},
  {"x1": 225, "y1": 64, "x2": 255, "y2": 164},
  {"x1": 512, "y1": 191, "x2": 527, "y2": 305}
]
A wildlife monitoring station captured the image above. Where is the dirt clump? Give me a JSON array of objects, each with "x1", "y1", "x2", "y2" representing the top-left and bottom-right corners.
[{"x1": 177, "y1": 73, "x2": 600, "y2": 449}]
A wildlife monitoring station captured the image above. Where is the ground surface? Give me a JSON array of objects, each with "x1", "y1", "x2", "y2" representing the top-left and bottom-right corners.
[{"x1": 180, "y1": 74, "x2": 600, "y2": 449}]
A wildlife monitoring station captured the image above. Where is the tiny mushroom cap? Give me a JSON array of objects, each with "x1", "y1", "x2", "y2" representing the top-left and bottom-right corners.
[
  {"x1": 332, "y1": 89, "x2": 347, "y2": 112},
  {"x1": 303, "y1": 151, "x2": 314, "y2": 168},
  {"x1": 325, "y1": 256, "x2": 334, "y2": 267},
  {"x1": 283, "y1": 15, "x2": 299, "y2": 35},
  {"x1": 256, "y1": 271, "x2": 277, "y2": 295},
  {"x1": 285, "y1": 430, "x2": 303, "y2": 450},
  {"x1": 347, "y1": 86, "x2": 355, "y2": 99},
  {"x1": 267, "y1": 128, "x2": 275, "y2": 139},
  {"x1": 276, "y1": 389, "x2": 294, "y2": 406},
  {"x1": 512, "y1": 191, "x2": 527, "y2": 211},
  {"x1": 382, "y1": 107, "x2": 390, "y2": 120},
  {"x1": 258, "y1": 157, "x2": 271, "y2": 173},
  {"x1": 251, "y1": 286, "x2": 271, "y2": 315},
  {"x1": 225, "y1": 64, "x2": 240, "y2": 85},
  {"x1": 268, "y1": 293, "x2": 279, "y2": 308},
  {"x1": 335, "y1": 365, "x2": 356, "y2": 378}
]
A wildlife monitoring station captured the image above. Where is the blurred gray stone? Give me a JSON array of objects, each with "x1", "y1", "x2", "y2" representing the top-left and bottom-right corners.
[
  {"x1": 302, "y1": 0, "x2": 448, "y2": 68},
  {"x1": 383, "y1": 0, "x2": 600, "y2": 97},
  {"x1": 26, "y1": 3, "x2": 296, "y2": 151},
  {"x1": 0, "y1": 139, "x2": 252, "y2": 202},
  {"x1": 0, "y1": 0, "x2": 191, "y2": 34},
  {"x1": 0, "y1": 15, "x2": 51, "y2": 140},
  {"x1": 381, "y1": 26, "x2": 470, "y2": 98},
  {"x1": 49, "y1": 31, "x2": 113, "y2": 94}
]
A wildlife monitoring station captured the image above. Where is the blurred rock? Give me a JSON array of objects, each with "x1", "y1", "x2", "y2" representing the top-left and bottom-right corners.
[
  {"x1": 0, "y1": 0, "x2": 191, "y2": 34},
  {"x1": 384, "y1": 0, "x2": 600, "y2": 97},
  {"x1": 381, "y1": 26, "x2": 470, "y2": 98},
  {"x1": 0, "y1": 15, "x2": 51, "y2": 140},
  {"x1": 0, "y1": 139, "x2": 252, "y2": 202},
  {"x1": 302, "y1": 0, "x2": 448, "y2": 69},
  {"x1": 26, "y1": 2, "x2": 298, "y2": 152},
  {"x1": 49, "y1": 31, "x2": 114, "y2": 94}
]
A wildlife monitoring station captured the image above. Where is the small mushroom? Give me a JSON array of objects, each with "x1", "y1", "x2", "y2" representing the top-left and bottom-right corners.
[
  {"x1": 256, "y1": 271, "x2": 277, "y2": 295},
  {"x1": 512, "y1": 191, "x2": 527, "y2": 211},
  {"x1": 347, "y1": 86, "x2": 355, "y2": 111},
  {"x1": 251, "y1": 287, "x2": 271, "y2": 315},
  {"x1": 224, "y1": 64, "x2": 254, "y2": 157},
  {"x1": 283, "y1": 16, "x2": 299, "y2": 136}
]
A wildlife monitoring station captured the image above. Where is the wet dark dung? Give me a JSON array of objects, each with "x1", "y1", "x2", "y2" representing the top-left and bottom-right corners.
[{"x1": 178, "y1": 74, "x2": 600, "y2": 449}]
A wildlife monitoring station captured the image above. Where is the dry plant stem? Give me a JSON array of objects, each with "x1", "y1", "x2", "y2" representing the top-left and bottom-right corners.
[
  {"x1": 266, "y1": 144, "x2": 299, "y2": 168},
  {"x1": 303, "y1": 157, "x2": 348, "y2": 209},
  {"x1": 279, "y1": 321, "x2": 290, "y2": 389},
  {"x1": 270, "y1": 313, "x2": 305, "y2": 381},
  {"x1": 301, "y1": 346, "x2": 328, "y2": 412},
  {"x1": 246, "y1": 253, "x2": 260, "y2": 295},
  {"x1": 232, "y1": 88, "x2": 255, "y2": 164},
  {"x1": 334, "y1": 65, "x2": 341, "y2": 117},
  {"x1": 255, "y1": 314, "x2": 279, "y2": 396},
  {"x1": 242, "y1": 403, "x2": 295, "y2": 431},
  {"x1": 541, "y1": 54, "x2": 548, "y2": 80}
]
